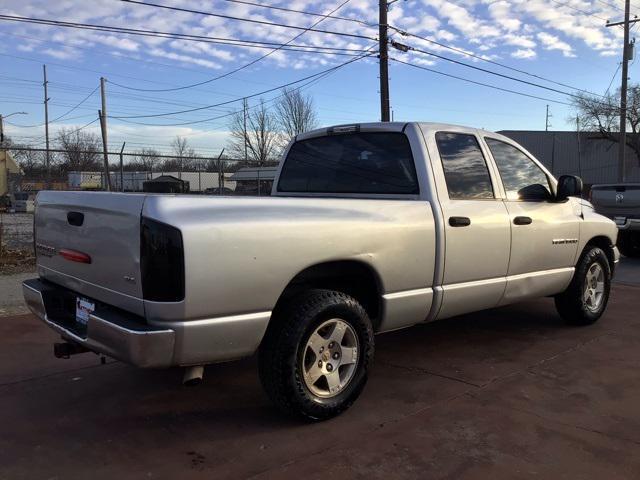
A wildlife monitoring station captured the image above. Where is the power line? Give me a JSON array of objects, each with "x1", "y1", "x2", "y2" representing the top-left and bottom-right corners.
[
  {"x1": 109, "y1": 0, "x2": 364, "y2": 92},
  {"x1": 389, "y1": 26, "x2": 605, "y2": 98},
  {"x1": 0, "y1": 14, "x2": 371, "y2": 54},
  {"x1": 10, "y1": 85, "x2": 100, "y2": 128},
  {"x1": 391, "y1": 57, "x2": 572, "y2": 106},
  {"x1": 109, "y1": 53, "x2": 374, "y2": 119},
  {"x1": 118, "y1": 0, "x2": 374, "y2": 40},
  {"x1": 218, "y1": 0, "x2": 375, "y2": 27}
]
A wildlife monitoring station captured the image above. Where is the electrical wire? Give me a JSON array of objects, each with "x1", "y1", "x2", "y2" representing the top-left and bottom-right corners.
[
  {"x1": 218, "y1": 0, "x2": 375, "y2": 28},
  {"x1": 108, "y1": 53, "x2": 374, "y2": 119},
  {"x1": 389, "y1": 27, "x2": 606, "y2": 98},
  {"x1": 0, "y1": 15, "x2": 371, "y2": 53},
  {"x1": 109, "y1": 0, "x2": 364, "y2": 92},
  {"x1": 391, "y1": 57, "x2": 572, "y2": 106},
  {"x1": 117, "y1": 1, "x2": 374, "y2": 40}
]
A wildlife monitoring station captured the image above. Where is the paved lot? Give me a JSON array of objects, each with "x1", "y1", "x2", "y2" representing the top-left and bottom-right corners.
[{"x1": 1, "y1": 268, "x2": 640, "y2": 479}]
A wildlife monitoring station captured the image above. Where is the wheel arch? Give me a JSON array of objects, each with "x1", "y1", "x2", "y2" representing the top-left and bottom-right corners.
[
  {"x1": 272, "y1": 260, "x2": 384, "y2": 331},
  {"x1": 582, "y1": 235, "x2": 616, "y2": 270}
]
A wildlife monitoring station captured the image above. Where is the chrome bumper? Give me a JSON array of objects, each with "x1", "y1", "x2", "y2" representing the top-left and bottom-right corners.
[{"x1": 23, "y1": 279, "x2": 175, "y2": 368}]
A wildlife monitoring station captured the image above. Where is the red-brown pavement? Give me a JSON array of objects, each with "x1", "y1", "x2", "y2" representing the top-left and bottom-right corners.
[{"x1": 1, "y1": 283, "x2": 639, "y2": 479}]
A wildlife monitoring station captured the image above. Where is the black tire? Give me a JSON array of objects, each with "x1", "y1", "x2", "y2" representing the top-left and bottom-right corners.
[
  {"x1": 618, "y1": 231, "x2": 640, "y2": 258},
  {"x1": 258, "y1": 289, "x2": 374, "y2": 421},
  {"x1": 555, "y1": 246, "x2": 611, "y2": 326}
]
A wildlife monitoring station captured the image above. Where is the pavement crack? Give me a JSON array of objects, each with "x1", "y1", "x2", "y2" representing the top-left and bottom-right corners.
[{"x1": 376, "y1": 359, "x2": 482, "y2": 388}]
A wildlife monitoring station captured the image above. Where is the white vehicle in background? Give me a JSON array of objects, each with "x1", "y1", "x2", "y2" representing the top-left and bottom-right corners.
[
  {"x1": 10, "y1": 191, "x2": 35, "y2": 213},
  {"x1": 24, "y1": 122, "x2": 619, "y2": 421}
]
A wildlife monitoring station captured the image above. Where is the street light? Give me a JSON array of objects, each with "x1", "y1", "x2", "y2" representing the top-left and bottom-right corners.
[{"x1": 0, "y1": 112, "x2": 28, "y2": 143}]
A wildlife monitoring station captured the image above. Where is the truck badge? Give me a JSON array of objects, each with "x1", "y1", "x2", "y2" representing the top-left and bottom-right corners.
[{"x1": 616, "y1": 193, "x2": 624, "y2": 203}]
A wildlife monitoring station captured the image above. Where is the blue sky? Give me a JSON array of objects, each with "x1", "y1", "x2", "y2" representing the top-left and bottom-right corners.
[{"x1": 0, "y1": 0, "x2": 637, "y2": 156}]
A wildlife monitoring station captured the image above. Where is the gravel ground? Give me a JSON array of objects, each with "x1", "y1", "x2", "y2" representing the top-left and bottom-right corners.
[
  {"x1": 0, "y1": 212, "x2": 33, "y2": 250},
  {"x1": 0, "y1": 271, "x2": 36, "y2": 316}
]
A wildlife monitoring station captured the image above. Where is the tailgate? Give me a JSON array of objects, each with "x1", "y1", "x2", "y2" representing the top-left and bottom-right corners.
[
  {"x1": 591, "y1": 185, "x2": 640, "y2": 218},
  {"x1": 35, "y1": 191, "x2": 146, "y2": 315}
]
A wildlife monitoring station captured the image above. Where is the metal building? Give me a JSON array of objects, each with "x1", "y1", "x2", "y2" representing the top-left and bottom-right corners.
[{"x1": 499, "y1": 131, "x2": 640, "y2": 185}]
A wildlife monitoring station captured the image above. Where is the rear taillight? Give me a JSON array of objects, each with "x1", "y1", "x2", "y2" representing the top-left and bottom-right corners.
[{"x1": 140, "y1": 217, "x2": 185, "y2": 302}]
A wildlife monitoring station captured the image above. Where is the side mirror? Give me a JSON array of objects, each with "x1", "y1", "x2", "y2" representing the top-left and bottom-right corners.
[{"x1": 556, "y1": 175, "x2": 583, "y2": 201}]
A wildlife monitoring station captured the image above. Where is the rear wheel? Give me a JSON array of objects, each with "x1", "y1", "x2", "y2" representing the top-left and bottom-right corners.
[
  {"x1": 259, "y1": 289, "x2": 374, "y2": 421},
  {"x1": 618, "y1": 231, "x2": 640, "y2": 258},
  {"x1": 555, "y1": 246, "x2": 611, "y2": 325}
]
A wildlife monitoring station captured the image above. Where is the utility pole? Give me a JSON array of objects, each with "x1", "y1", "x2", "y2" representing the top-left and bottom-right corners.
[
  {"x1": 119, "y1": 142, "x2": 126, "y2": 192},
  {"x1": 607, "y1": 0, "x2": 638, "y2": 183},
  {"x1": 43, "y1": 65, "x2": 50, "y2": 187},
  {"x1": 99, "y1": 77, "x2": 112, "y2": 191},
  {"x1": 545, "y1": 105, "x2": 552, "y2": 131},
  {"x1": 379, "y1": 0, "x2": 390, "y2": 122},
  {"x1": 243, "y1": 98, "x2": 248, "y2": 164}
]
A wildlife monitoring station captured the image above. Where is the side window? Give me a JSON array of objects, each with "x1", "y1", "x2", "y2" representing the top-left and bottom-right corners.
[
  {"x1": 485, "y1": 138, "x2": 552, "y2": 201},
  {"x1": 435, "y1": 132, "x2": 494, "y2": 200}
]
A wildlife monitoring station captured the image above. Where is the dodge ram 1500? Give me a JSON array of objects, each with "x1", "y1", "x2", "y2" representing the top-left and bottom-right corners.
[{"x1": 23, "y1": 122, "x2": 619, "y2": 420}]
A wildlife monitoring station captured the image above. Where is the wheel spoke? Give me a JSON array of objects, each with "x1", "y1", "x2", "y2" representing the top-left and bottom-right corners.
[
  {"x1": 307, "y1": 332, "x2": 325, "y2": 349},
  {"x1": 304, "y1": 365, "x2": 324, "y2": 386},
  {"x1": 325, "y1": 370, "x2": 341, "y2": 394},
  {"x1": 340, "y1": 346, "x2": 358, "y2": 365},
  {"x1": 595, "y1": 282, "x2": 605, "y2": 294},
  {"x1": 329, "y1": 322, "x2": 347, "y2": 344}
]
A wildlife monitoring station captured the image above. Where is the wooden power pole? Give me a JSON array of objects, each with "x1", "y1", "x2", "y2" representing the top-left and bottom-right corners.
[
  {"x1": 379, "y1": 0, "x2": 390, "y2": 122},
  {"x1": 43, "y1": 65, "x2": 50, "y2": 187},
  {"x1": 607, "y1": 0, "x2": 638, "y2": 183},
  {"x1": 99, "y1": 77, "x2": 112, "y2": 191}
]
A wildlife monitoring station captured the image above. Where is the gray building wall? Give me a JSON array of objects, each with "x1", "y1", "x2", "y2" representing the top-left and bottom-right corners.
[{"x1": 499, "y1": 131, "x2": 640, "y2": 185}]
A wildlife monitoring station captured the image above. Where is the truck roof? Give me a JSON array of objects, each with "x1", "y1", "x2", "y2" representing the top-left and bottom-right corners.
[{"x1": 295, "y1": 121, "x2": 506, "y2": 142}]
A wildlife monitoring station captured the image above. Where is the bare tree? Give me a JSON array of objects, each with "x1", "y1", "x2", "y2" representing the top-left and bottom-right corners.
[
  {"x1": 572, "y1": 84, "x2": 640, "y2": 163},
  {"x1": 3, "y1": 137, "x2": 46, "y2": 176},
  {"x1": 228, "y1": 99, "x2": 279, "y2": 165},
  {"x1": 55, "y1": 128, "x2": 101, "y2": 172},
  {"x1": 160, "y1": 136, "x2": 198, "y2": 172},
  {"x1": 275, "y1": 87, "x2": 318, "y2": 146}
]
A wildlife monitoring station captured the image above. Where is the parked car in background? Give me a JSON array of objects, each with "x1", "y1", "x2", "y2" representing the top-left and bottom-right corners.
[
  {"x1": 590, "y1": 183, "x2": 640, "y2": 257},
  {"x1": 204, "y1": 187, "x2": 234, "y2": 195},
  {"x1": 24, "y1": 122, "x2": 618, "y2": 421},
  {"x1": 10, "y1": 192, "x2": 35, "y2": 213}
]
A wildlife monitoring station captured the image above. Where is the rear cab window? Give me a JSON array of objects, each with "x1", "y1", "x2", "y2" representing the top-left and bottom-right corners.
[
  {"x1": 435, "y1": 132, "x2": 495, "y2": 200},
  {"x1": 277, "y1": 132, "x2": 419, "y2": 195}
]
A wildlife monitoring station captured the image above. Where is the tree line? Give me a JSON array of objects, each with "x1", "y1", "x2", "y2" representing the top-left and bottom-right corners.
[{"x1": 5, "y1": 88, "x2": 317, "y2": 177}]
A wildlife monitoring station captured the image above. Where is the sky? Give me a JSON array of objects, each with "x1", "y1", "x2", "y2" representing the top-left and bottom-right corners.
[{"x1": 0, "y1": 0, "x2": 638, "y2": 157}]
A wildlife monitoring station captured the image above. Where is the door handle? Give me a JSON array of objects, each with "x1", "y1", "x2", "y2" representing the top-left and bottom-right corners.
[
  {"x1": 449, "y1": 216, "x2": 471, "y2": 227},
  {"x1": 513, "y1": 216, "x2": 532, "y2": 225}
]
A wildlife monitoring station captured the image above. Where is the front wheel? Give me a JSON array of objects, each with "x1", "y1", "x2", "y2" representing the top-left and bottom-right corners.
[
  {"x1": 258, "y1": 289, "x2": 374, "y2": 421},
  {"x1": 555, "y1": 246, "x2": 611, "y2": 325}
]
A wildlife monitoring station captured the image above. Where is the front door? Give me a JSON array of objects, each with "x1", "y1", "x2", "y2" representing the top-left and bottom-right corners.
[
  {"x1": 483, "y1": 136, "x2": 580, "y2": 303},
  {"x1": 429, "y1": 131, "x2": 512, "y2": 319}
]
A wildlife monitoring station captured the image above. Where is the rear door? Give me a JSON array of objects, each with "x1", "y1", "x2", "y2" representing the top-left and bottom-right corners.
[
  {"x1": 427, "y1": 130, "x2": 511, "y2": 319},
  {"x1": 35, "y1": 191, "x2": 146, "y2": 315},
  {"x1": 482, "y1": 136, "x2": 579, "y2": 303}
]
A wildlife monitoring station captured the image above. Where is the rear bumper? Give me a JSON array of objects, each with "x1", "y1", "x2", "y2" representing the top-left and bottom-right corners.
[
  {"x1": 22, "y1": 278, "x2": 272, "y2": 367},
  {"x1": 23, "y1": 279, "x2": 175, "y2": 368},
  {"x1": 616, "y1": 218, "x2": 640, "y2": 231}
]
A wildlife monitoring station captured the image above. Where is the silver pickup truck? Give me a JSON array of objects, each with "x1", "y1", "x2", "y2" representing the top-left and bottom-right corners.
[
  {"x1": 23, "y1": 122, "x2": 619, "y2": 420},
  {"x1": 590, "y1": 184, "x2": 640, "y2": 257}
]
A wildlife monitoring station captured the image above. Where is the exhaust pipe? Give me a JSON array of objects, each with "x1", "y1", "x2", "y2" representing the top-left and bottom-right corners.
[
  {"x1": 54, "y1": 341, "x2": 89, "y2": 359},
  {"x1": 183, "y1": 365, "x2": 204, "y2": 386}
]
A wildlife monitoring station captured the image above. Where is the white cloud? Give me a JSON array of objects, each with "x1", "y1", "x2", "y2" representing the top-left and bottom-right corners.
[
  {"x1": 511, "y1": 48, "x2": 537, "y2": 59},
  {"x1": 537, "y1": 32, "x2": 575, "y2": 57}
]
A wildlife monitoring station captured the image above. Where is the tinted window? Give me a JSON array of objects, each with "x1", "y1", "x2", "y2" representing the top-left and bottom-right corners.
[
  {"x1": 277, "y1": 132, "x2": 419, "y2": 194},
  {"x1": 435, "y1": 132, "x2": 494, "y2": 200},
  {"x1": 485, "y1": 138, "x2": 551, "y2": 201}
]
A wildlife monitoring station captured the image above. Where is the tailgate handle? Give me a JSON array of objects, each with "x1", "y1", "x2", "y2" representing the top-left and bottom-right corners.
[{"x1": 67, "y1": 211, "x2": 84, "y2": 227}]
